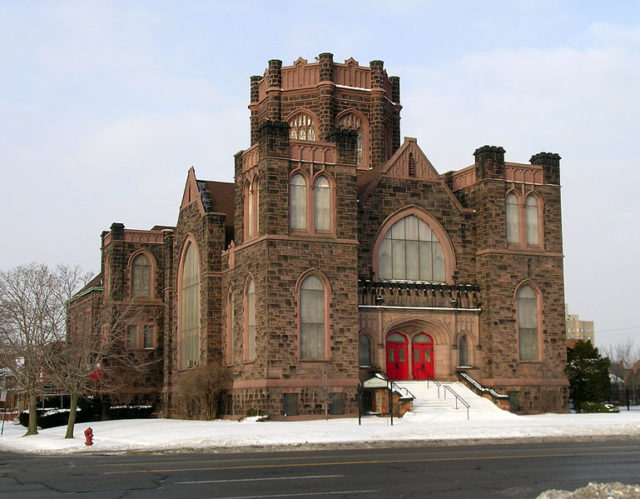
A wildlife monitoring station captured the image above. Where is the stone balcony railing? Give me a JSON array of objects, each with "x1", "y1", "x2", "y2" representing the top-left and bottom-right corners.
[{"x1": 358, "y1": 279, "x2": 480, "y2": 310}]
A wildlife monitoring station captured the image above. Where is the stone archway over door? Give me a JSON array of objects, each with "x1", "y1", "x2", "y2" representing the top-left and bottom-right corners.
[
  {"x1": 385, "y1": 332, "x2": 408, "y2": 380},
  {"x1": 412, "y1": 333, "x2": 434, "y2": 380}
]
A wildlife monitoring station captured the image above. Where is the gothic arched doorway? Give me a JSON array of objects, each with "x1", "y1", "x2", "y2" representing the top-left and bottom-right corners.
[
  {"x1": 412, "y1": 333, "x2": 434, "y2": 380},
  {"x1": 385, "y1": 332, "x2": 409, "y2": 380}
]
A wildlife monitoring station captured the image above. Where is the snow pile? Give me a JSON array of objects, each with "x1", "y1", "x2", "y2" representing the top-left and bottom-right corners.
[
  {"x1": 538, "y1": 482, "x2": 640, "y2": 498},
  {"x1": 1, "y1": 404, "x2": 640, "y2": 455}
]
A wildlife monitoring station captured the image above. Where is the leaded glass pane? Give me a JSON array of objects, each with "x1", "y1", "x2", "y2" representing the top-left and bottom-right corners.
[
  {"x1": 391, "y1": 218, "x2": 405, "y2": 239},
  {"x1": 301, "y1": 276, "x2": 324, "y2": 359},
  {"x1": 248, "y1": 280, "x2": 256, "y2": 360},
  {"x1": 379, "y1": 238, "x2": 392, "y2": 278},
  {"x1": 418, "y1": 221, "x2": 431, "y2": 241},
  {"x1": 127, "y1": 325, "x2": 137, "y2": 349},
  {"x1": 506, "y1": 194, "x2": 520, "y2": 244},
  {"x1": 132, "y1": 254, "x2": 151, "y2": 296},
  {"x1": 289, "y1": 114, "x2": 316, "y2": 142},
  {"x1": 290, "y1": 174, "x2": 307, "y2": 230},
  {"x1": 405, "y1": 240, "x2": 420, "y2": 280},
  {"x1": 518, "y1": 286, "x2": 538, "y2": 360},
  {"x1": 228, "y1": 290, "x2": 235, "y2": 362},
  {"x1": 419, "y1": 241, "x2": 432, "y2": 281},
  {"x1": 314, "y1": 176, "x2": 330, "y2": 231},
  {"x1": 405, "y1": 216, "x2": 419, "y2": 240},
  {"x1": 378, "y1": 215, "x2": 446, "y2": 283},
  {"x1": 143, "y1": 325, "x2": 154, "y2": 349},
  {"x1": 413, "y1": 334, "x2": 432, "y2": 344},
  {"x1": 392, "y1": 239, "x2": 406, "y2": 279},
  {"x1": 181, "y1": 244, "x2": 199, "y2": 368},
  {"x1": 387, "y1": 332, "x2": 406, "y2": 343},
  {"x1": 359, "y1": 336, "x2": 371, "y2": 366},
  {"x1": 526, "y1": 196, "x2": 539, "y2": 245},
  {"x1": 433, "y1": 243, "x2": 445, "y2": 282},
  {"x1": 459, "y1": 336, "x2": 468, "y2": 365},
  {"x1": 248, "y1": 187, "x2": 255, "y2": 236}
]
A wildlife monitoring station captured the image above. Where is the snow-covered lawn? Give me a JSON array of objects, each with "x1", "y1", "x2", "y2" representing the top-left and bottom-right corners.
[{"x1": 2, "y1": 405, "x2": 639, "y2": 455}]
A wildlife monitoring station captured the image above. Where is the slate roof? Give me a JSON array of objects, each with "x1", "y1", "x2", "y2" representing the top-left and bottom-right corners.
[{"x1": 197, "y1": 180, "x2": 235, "y2": 228}]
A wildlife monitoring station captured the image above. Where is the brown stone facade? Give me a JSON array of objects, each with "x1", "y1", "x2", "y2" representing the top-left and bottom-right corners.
[{"x1": 69, "y1": 55, "x2": 568, "y2": 417}]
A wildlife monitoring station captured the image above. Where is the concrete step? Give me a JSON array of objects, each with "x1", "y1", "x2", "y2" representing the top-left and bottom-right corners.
[{"x1": 393, "y1": 380, "x2": 504, "y2": 415}]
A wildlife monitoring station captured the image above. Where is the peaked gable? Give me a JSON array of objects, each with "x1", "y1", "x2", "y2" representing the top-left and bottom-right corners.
[
  {"x1": 359, "y1": 137, "x2": 440, "y2": 200},
  {"x1": 384, "y1": 137, "x2": 439, "y2": 180},
  {"x1": 180, "y1": 167, "x2": 204, "y2": 213}
]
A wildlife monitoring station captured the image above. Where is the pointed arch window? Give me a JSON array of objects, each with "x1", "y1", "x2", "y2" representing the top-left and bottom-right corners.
[
  {"x1": 248, "y1": 182, "x2": 255, "y2": 237},
  {"x1": 526, "y1": 196, "x2": 539, "y2": 246},
  {"x1": 517, "y1": 285, "x2": 539, "y2": 361},
  {"x1": 337, "y1": 114, "x2": 363, "y2": 165},
  {"x1": 506, "y1": 193, "x2": 520, "y2": 244},
  {"x1": 314, "y1": 176, "x2": 330, "y2": 231},
  {"x1": 289, "y1": 114, "x2": 315, "y2": 141},
  {"x1": 180, "y1": 243, "x2": 200, "y2": 368},
  {"x1": 246, "y1": 279, "x2": 256, "y2": 361},
  {"x1": 245, "y1": 179, "x2": 259, "y2": 239},
  {"x1": 378, "y1": 215, "x2": 445, "y2": 282},
  {"x1": 290, "y1": 174, "x2": 307, "y2": 230},
  {"x1": 132, "y1": 254, "x2": 151, "y2": 297},
  {"x1": 227, "y1": 288, "x2": 235, "y2": 364},
  {"x1": 459, "y1": 336, "x2": 468, "y2": 366},
  {"x1": 359, "y1": 335, "x2": 371, "y2": 367},
  {"x1": 300, "y1": 275, "x2": 325, "y2": 359}
]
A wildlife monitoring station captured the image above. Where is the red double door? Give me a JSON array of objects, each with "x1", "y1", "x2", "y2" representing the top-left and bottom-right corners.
[{"x1": 386, "y1": 332, "x2": 434, "y2": 380}]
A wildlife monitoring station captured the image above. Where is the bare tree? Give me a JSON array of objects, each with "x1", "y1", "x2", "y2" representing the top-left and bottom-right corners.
[
  {"x1": 45, "y1": 300, "x2": 159, "y2": 439},
  {"x1": 0, "y1": 264, "x2": 87, "y2": 435}
]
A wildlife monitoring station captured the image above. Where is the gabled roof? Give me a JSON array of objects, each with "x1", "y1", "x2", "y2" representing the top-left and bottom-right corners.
[
  {"x1": 180, "y1": 167, "x2": 235, "y2": 227},
  {"x1": 358, "y1": 137, "x2": 439, "y2": 199},
  {"x1": 69, "y1": 273, "x2": 103, "y2": 303},
  {"x1": 358, "y1": 137, "x2": 472, "y2": 214},
  {"x1": 198, "y1": 180, "x2": 235, "y2": 228}
]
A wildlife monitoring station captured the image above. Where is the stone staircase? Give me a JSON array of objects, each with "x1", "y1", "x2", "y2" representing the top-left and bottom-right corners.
[{"x1": 393, "y1": 380, "x2": 508, "y2": 419}]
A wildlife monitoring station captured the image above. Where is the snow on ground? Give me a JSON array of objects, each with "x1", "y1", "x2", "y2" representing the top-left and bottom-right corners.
[{"x1": 1, "y1": 382, "x2": 640, "y2": 455}]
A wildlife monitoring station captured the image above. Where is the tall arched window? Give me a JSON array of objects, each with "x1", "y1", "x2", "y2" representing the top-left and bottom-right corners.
[
  {"x1": 517, "y1": 285, "x2": 539, "y2": 361},
  {"x1": 526, "y1": 195, "x2": 539, "y2": 246},
  {"x1": 290, "y1": 174, "x2": 307, "y2": 230},
  {"x1": 337, "y1": 114, "x2": 363, "y2": 165},
  {"x1": 289, "y1": 114, "x2": 315, "y2": 141},
  {"x1": 506, "y1": 193, "x2": 520, "y2": 244},
  {"x1": 359, "y1": 335, "x2": 371, "y2": 367},
  {"x1": 246, "y1": 279, "x2": 256, "y2": 361},
  {"x1": 459, "y1": 336, "x2": 468, "y2": 366},
  {"x1": 378, "y1": 215, "x2": 445, "y2": 281},
  {"x1": 181, "y1": 243, "x2": 200, "y2": 368},
  {"x1": 248, "y1": 182, "x2": 255, "y2": 237},
  {"x1": 300, "y1": 275, "x2": 325, "y2": 359},
  {"x1": 227, "y1": 288, "x2": 235, "y2": 364},
  {"x1": 132, "y1": 254, "x2": 151, "y2": 297},
  {"x1": 314, "y1": 176, "x2": 330, "y2": 231},
  {"x1": 254, "y1": 180, "x2": 260, "y2": 235}
]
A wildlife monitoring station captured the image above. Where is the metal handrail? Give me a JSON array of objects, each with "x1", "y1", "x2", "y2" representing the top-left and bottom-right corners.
[
  {"x1": 443, "y1": 385, "x2": 470, "y2": 420},
  {"x1": 390, "y1": 381, "x2": 415, "y2": 400},
  {"x1": 458, "y1": 372, "x2": 509, "y2": 401},
  {"x1": 427, "y1": 379, "x2": 442, "y2": 398}
]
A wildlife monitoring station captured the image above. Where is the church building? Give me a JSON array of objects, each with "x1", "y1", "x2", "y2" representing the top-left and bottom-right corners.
[{"x1": 69, "y1": 54, "x2": 569, "y2": 417}]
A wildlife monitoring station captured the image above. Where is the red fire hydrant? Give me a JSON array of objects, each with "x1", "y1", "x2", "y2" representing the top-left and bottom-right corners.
[{"x1": 84, "y1": 427, "x2": 93, "y2": 446}]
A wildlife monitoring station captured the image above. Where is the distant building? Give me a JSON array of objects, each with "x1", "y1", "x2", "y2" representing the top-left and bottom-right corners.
[{"x1": 565, "y1": 305, "x2": 595, "y2": 345}]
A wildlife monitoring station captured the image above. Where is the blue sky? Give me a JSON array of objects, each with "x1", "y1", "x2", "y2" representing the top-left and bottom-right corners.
[{"x1": 1, "y1": 1, "x2": 639, "y2": 348}]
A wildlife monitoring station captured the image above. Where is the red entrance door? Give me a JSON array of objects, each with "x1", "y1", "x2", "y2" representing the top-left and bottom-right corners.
[
  {"x1": 412, "y1": 333, "x2": 434, "y2": 380},
  {"x1": 386, "y1": 332, "x2": 409, "y2": 380}
]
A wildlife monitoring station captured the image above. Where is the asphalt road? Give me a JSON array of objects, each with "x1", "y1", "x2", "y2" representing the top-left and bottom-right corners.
[{"x1": 1, "y1": 440, "x2": 639, "y2": 498}]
